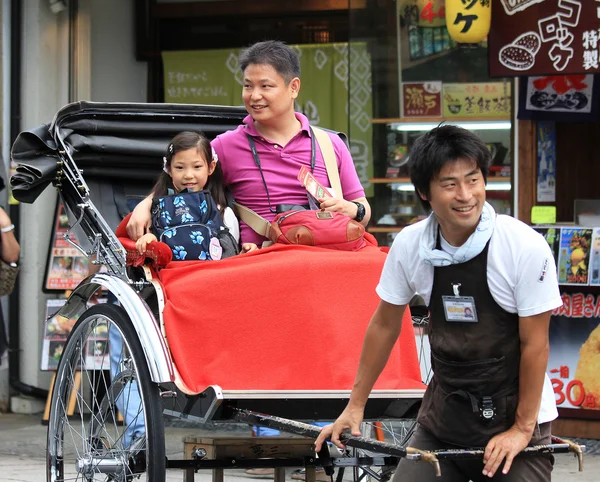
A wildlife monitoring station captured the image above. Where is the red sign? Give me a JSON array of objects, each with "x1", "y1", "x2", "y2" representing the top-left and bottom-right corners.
[
  {"x1": 402, "y1": 82, "x2": 442, "y2": 117},
  {"x1": 489, "y1": 0, "x2": 600, "y2": 77}
]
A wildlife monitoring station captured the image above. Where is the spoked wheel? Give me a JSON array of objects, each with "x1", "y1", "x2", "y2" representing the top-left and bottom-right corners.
[
  {"x1": 351, "y1": 420, "x2": 417, "y2": 482},
  {"x1": 47, "y1": 304, "x2": 165, "y2": 481}
]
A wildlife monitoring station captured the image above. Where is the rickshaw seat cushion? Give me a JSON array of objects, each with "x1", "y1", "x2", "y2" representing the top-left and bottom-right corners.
[
  {"x1": 116, "y1": 213, "x2": 173, "y2": 268},
  {"x1": 158, "y1": 243, "x2": 425, "y2": 394}
]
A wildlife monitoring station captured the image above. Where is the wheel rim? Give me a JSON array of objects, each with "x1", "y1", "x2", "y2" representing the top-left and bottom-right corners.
[{"x1": 47, "y1": 306, "x2": 163, "y2": 481}]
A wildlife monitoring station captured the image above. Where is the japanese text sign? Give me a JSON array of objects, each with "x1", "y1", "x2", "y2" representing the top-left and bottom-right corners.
[
  {"x1": 549, "y1": 293, "x2": 600, "y2": 411},
  {"x1": 402, "y1": 82, "x2": 442, "y2": 117},
  {"x1": 442, "y1": 82, "x2": 511, "y2": 118},
  {"x1": 400, "y1": 0, "x2": 446, "y2": 28},
  {"x1": 446, "y1": 0, "x2": 491, "y2": 44},
  {"x1": 489, "y1": 0, "x2": 600, "y2": 76}
]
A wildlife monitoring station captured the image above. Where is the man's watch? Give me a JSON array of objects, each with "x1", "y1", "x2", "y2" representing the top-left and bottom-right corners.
[{"x1": 353, "y1": 202, "x2": 366, "y2": 222}]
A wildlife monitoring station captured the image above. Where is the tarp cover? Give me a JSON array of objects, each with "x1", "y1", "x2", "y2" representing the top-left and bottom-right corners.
[
  {"x1": 10, "y1": 101, "x2": 247, "y2": 204},
  {"x1": 158, "y1": 243, "x2": 424, "y2": 395}
]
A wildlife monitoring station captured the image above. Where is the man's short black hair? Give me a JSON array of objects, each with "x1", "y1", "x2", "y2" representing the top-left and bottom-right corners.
[
  {"x1": 408, "y1": 124, "x2": 492, "y2": 211},
  {"x1": 239, "y1": 40, "x2": 301, "y2": 84}
]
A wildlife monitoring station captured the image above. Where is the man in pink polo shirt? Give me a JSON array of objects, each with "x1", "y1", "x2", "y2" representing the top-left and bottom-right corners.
[{"x1": 127, "y1": 40, "x2": 370, "y2": 248}]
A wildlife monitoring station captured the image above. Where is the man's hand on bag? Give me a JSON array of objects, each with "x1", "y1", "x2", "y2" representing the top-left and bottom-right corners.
[
  {"x1": 482, "y1": 425, "x2": 531, "y2": 477},
  {"x1": 318, "y1": 198, "x2": 356, "y2": 218},
  {"x1": 314, "y1": 406, "x2": 364, "y2": 452}
]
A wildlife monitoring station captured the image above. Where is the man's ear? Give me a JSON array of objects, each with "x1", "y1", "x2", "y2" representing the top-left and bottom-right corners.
[
  {"x1": 289, "y1": 77, "x2": 300, "y2": 99},
  {"x1": 417, "y1": 189, "x2": 428, "y2": 202}
]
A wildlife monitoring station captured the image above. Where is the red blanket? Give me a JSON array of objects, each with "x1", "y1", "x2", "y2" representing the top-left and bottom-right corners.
[{"x1": 158, "y1": 244, "x2": 424, "y2": 395}]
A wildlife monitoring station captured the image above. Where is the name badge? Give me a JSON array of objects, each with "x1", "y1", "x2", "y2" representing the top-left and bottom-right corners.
[
  {"x1": 209, "y1": 237, "x2": 223, "y2": 260},
  {"x1": 442, "y1": 296, "x2": 478, "y2": 322}
]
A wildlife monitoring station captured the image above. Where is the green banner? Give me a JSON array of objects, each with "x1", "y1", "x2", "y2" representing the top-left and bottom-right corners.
[{"x1": 162, "y1": 43, "x2": 373, "y2": 195}]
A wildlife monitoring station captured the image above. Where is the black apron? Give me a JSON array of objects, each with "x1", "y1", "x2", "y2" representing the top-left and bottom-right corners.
[{"x1": 417, "y1": 241, "x2": 521, "y2": 448}]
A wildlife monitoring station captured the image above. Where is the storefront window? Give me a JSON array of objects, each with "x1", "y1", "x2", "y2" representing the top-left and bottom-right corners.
[{"x1": 348, "y1": 0, "x2": 514, "y2": 246}]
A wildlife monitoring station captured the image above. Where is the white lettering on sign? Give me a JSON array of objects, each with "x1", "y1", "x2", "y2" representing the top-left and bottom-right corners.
[
  {"x1": 500, "y1": 0, "x2": 544, "y2": 16},
  {"x1": 582, "y1": 29, "x2": 600, "y2": 70}
]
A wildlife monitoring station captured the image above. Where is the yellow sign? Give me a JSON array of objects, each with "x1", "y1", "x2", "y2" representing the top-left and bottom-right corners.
[
  {"x1": 442, "y1": 83, "x2": 511, "y2": 118},
  {"x1": 531, "y1": 206, "x2": 557, "y2": 225},
  {"x1": 445, "y1": 0, "x2": 491, "y2": 44}
]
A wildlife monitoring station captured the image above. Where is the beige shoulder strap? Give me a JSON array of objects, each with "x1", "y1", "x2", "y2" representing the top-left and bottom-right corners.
[
  {"x1": 312, "y1": 126, "x2": 343, "y2": 197},
  {"x1": 232, "y1": 201, "x2": 271, "y2": 239}
]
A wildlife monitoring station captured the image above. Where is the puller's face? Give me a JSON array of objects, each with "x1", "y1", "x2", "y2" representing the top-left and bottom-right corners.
[{"x1": 420, "y1": 157, "x2": 486, "y2": 246}]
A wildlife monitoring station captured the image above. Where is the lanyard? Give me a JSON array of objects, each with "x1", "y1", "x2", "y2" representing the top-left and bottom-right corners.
[{"x1": 246, "y1": 128, "x2": 316, "y2": 213}]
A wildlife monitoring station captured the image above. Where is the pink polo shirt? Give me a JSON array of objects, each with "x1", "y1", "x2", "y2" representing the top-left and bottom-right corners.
[{"x1": 211, "y1": 113, "x2": 365, "y2": 245}]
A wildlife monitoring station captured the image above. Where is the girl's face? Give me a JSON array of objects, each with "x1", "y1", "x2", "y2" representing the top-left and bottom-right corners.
[{"x1": 168, "y1": 147, "x2": 215, "y2": 193}]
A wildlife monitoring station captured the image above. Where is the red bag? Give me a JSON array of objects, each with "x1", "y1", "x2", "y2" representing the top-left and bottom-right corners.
[{"x1": 268, "y1": 210, "x2": 366, "y2": 251}]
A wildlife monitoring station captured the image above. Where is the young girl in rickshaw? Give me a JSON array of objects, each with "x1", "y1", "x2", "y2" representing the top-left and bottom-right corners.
[{"x1": 135, "y1": 130, "x2": 258, "y2": 258}]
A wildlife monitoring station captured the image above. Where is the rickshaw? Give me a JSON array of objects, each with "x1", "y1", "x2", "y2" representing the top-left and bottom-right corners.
[
  {"x1": 11, "y1": 102, "x2": 426, "y2": 482},
  {"x1": 11, "y1": 102, "x2": 583, "y2": 482}
]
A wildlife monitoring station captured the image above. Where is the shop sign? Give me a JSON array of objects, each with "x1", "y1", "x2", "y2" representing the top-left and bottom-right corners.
[
  {"x1": 399, "y1": 0, "x2": 446, "y2": 28},
  {"x1": 489, "y1": 0, "x2": 600, "y2": 76},
  {"x1": 402, "y1": 82, "x2": 442, "y2": 117},
  {"x1": 442, "y1": 82, "x2": 511, "y2": 118},
  {"x1": 549, "y1": 293, "x2": 600, "y2": 410},
  {"x1": 525, "y1": 74, "x2": 594, "y2": 114}
]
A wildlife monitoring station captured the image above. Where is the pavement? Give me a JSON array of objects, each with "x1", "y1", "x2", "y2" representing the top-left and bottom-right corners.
[{"x1": 0, "y1": 412, "x2": 599, "y2": 481}]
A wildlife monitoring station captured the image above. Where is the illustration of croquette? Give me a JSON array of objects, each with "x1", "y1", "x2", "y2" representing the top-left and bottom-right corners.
[{"x1": 574, "y1": 324, "x2": 600, "y2": 408}]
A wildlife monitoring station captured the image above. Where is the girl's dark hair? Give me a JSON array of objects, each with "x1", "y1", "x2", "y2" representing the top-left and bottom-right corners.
[
  {"x1": 239, "y1": 40, "x2": 300, "y2": 84},
  {"x1": 153, "y1": 131, "x2": 228, "y2": 214},
  {"x1": 408, "y1": 125, "x2": 492, "y2": 211}
]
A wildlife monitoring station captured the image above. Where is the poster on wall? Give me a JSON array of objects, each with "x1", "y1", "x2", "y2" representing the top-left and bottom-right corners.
[
  {"x1": 442, "y1": 83, "x2": 511, "y2": 118},
  {"x1": 549, "y1": 293, "x2": 600, "y2": 411},
  {"x1": 402, "y1": 82, "x2": 442, "y2": 117},
  {"x1": 41, "y1": 299, "x2": 109, "y2": 371},
  {"x1": 489, "y1": 0, "x2": 600, "y2": 77},
  {"x1": 590, "y1": 228, "x2": 600, "y2": 286},
  {"x1": 44, "y1": 202, "x2": 89, "y2": 292},
  {"x1": 40, "y1": 300, "x2": 72, "y2": 371},
  {"x1": 518, "y1": 74, "x2": 599, "y2": 122},
  {"x1": 557, "y1": 228, "x2": 593, "y2": 285},
  {"x1": 533, "y1": 226, "x2": 560, "y2": 264},
  {"x1": 536, "y1": 121, "x2": 557, "y2": 202}
]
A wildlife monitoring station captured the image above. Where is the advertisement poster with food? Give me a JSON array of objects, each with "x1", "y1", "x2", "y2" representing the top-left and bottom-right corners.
[
  {"x1": 534, "y1": 226, "x2": 560, "y2": 264},
  {"x1": 489, "y1": 0, "x2": 600, "y2": 77},
  {"x1": 41, "y1": 299, "x2": 71, "y2": 371},
  {"x1": 41, "y1": 299, "x2": 109, "y2": 371},
  {"x1": 45, "y1": 202, "x2": 89, "y2": 292},
  {"x1": 557, "y1": 227, "x2": 593, "y2": 285},
  {"x1": 549, "y1": 293, "x2": 600, "y2": 411},
  {"x1": 442, "y1": 82, "x2": 511, "y2": 118},
  {"x1": 590, "y1": 228, "x2": 600, "y2": 287}
]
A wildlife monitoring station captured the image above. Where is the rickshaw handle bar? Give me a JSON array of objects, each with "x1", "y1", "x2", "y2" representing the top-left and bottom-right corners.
[{"x1": 232, "y1": 409, "x2": 585, "y2": 476}]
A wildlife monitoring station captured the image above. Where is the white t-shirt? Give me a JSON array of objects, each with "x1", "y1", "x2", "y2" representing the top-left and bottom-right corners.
[{"x1": 376, "y1": 215, "x2": 562, "y2": 424}]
